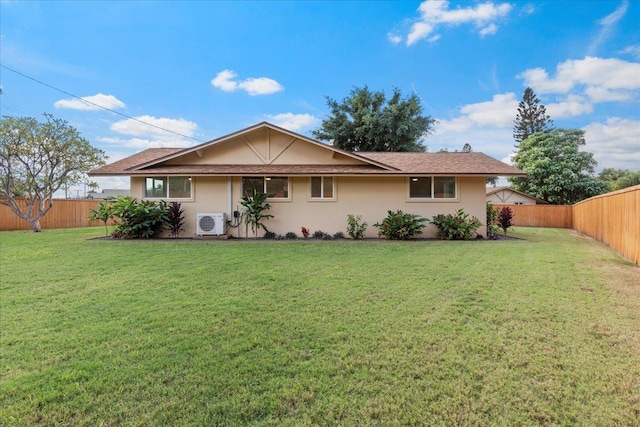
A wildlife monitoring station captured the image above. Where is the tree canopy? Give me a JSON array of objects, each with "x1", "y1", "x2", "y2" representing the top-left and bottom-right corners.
[
  {"x1": 510, "y1": 129, "x2": 607, "y2": 204},
  {"x1": 513, "y1": 87, "x2": 554, "y2": 147},
  {"x1": 0, "y1": 113, "x2": 107, "y2": 231},
  {"x1": 599, "y1": 168, "x2": 640, "y2": 191},
  {"x1": 312, "y1": 86, "x2": 435, "y2": 152}
]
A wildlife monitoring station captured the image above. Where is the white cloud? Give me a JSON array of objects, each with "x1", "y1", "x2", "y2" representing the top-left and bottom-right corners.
[
  {"x1": 589, "y1": 1, "x2": 628, "y2": 55},
  {"x1": 211, "y1": 69, "x2": 284, "y2": 96},
  {"x1": 264, "y1": 113, "x2": 319, "y2": 132},
  {"x1": 583, "y1": 117, "x2": 640, "y2": 171},
  {"x1": 387, "y1": 32, "x2": 402, "y2": 44},
  {"x1": 108, "y1": 115, "x2": 198, "y2": 149},
  {"x1": 519, "y1": 57, "x2": 640, "y2": 95},
  {"x1": 210, "y1": 69, "x2": 239, "y2": 92},
  {"x1": 620, "y1": 45, "x2": 640, "y2": 60},
  {"x1": 584, "y1": 86, "x2": 632, "y2": 103},
  {"x1": 459, "y1": 92, "x2": 519, "y2": 128},
  {"x1": 546, "y1": 95, "x2": 593, "y2": 118},
  {"x1": 54, "y1": 93, "x2": 126, "y2": 111},
  {"x1": 479, "y1": 24, "x2": 498, "y2": 37},
  {"x1": 404, "y1": 0, "x2": 512, "y2": 46}
]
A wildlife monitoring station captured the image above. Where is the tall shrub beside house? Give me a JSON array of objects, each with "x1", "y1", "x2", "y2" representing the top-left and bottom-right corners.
[{"x1": 240, "y1": 189, "x2": 273, "y2": 238}]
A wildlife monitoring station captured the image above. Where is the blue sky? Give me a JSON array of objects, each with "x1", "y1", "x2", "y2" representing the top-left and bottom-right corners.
[{"x1": 1, "y1": 0, "x2": 639, "y2": 193}]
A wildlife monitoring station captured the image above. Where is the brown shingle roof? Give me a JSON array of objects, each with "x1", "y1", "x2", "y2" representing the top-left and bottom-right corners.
[
  {"x1": 357, "y1": 152, "x2": 525, "y2": 175},
  {"x1": 90, "y1": 149, "x2": 525, "y2": 176},
  {"x1": 90, "y1": 148, "x2": 184, "y2": 175}
]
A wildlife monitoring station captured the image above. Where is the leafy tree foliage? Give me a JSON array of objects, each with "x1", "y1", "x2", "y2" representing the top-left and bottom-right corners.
[
  {"x1": 598, "y1": 168, "x2": 640, "y2": 191},
  {"x1": 513, "y1": 87, "x2": 554, "y2": 147},
  {"x1": 0, "y1": 114, "x2": 107, "y2": 231},
  {"x1": 510, "y1": 129, "x2": 608, "y2": 204},
  {"x1": 312, "y1": 86, "x2": 435, "y2": 152}
]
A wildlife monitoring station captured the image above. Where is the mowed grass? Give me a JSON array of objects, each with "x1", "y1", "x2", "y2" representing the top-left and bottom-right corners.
[{"x1": 1, "y1": 228, "x2": 639, "y2": 426}]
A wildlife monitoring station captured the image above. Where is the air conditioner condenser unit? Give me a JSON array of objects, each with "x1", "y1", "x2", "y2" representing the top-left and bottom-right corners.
[{"x1": 196, "y1": 213, "x2": 227, "y2": 236}]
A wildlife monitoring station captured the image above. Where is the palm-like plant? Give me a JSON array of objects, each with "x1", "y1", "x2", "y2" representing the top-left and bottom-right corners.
[{"x1": 240, "y1": 189, "x2": 274, "y2": 238}]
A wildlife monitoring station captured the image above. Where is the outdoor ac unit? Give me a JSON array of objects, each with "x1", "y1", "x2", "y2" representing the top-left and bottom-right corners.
[{"x1": 196, "y1": 213, "x2": 227, "y2": 236}]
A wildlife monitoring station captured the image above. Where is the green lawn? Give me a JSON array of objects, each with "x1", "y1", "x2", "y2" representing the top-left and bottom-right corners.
[{"x1": 1, "y1": 227, "x2": 639, "y2": 426}]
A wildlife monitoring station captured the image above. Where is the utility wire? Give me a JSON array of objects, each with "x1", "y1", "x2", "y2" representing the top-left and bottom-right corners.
[{"x1": 0, "y1": 64, "x2": 207, "y2": 143}]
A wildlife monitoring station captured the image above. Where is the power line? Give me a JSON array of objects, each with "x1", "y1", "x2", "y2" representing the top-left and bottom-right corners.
[{"x1": 0, "y1": 64, "x2": 207, "y2": 143}]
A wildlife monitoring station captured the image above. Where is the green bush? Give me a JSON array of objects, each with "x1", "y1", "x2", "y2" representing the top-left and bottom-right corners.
[
  {"x1": 430, "y1": 208, "x2": 482, "y2": 240},
  {"x1": 333, "y1": 231, "x2": 345, "y2": 239},
  {"x1": 486, "y1": 202, "x2": 500, "y2": 240},
  {"x1": 313, "y1": 230, "x2": 327, "y2": 239},
  {"x1": 240, "y1": 189, "x2": 273, "y2": 238},
  {"x1": 374, "y1": 210, "x2": 427, "y2": 240},
  {"x1": 346, "y1": 214, "x2": 367, "y2": 239},
  {"x1": 285, "y1": 231, "x2": 298, "y2": 239},
  {"x1": 88, "y1": 200, "x2": 115, "y2": 238},
  {"x1": 109, "y1": 196, "x2": 168, "y2": 239}
]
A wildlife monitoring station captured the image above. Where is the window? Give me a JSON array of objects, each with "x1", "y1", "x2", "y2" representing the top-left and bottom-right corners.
[
  {"x1": 409, "y1": 177, "x2": 432, "y2": 198},
  {"x1": 145, "y1": 176, "x2": 192, "y2": 199},
  {"x1": 242, "y1": 176, "x2": 289, "y2": 199},
  {"x1": 310, "y1": 176, "x2": 334, "y2": 199},
  {"x1": 409, "y1": 176, "x2": 456, "y2": 199}
]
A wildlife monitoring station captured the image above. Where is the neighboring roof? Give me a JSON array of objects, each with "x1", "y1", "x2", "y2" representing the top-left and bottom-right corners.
[
  {"x1": 89, "y1": 122, "x2": 526, "y2": 177},
  {"x1": 486, "y1": 186, "x2": 549, "y2": 204}
]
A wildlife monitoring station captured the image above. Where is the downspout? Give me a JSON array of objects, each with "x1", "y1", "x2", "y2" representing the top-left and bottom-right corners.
[{"x1": 227, "y1": 176, "x2": 233, "y2": 220}]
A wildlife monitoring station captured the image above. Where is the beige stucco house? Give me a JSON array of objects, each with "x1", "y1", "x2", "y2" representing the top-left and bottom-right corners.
[
  {"x1": 487, "y1": 186, "x2": 548, "y2": 205},
  {"x1": 90, "y1": 122, "x2": 525, "y2": 238}
]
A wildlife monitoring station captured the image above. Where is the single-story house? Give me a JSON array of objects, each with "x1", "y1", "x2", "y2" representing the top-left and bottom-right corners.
[
  {"x1": 486, "y1": 186, "x2": 548, "y2": 205},
  {"x1": 89, "y1": 122, "x2": 525, "y2": 238},
  {"x1": 86, "y1": 189, "x2": 130, "y2": 200}
]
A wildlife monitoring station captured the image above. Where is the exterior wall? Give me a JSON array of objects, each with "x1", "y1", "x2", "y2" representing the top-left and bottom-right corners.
[{"x1": 132, "y1": 175, "x2": 488, "y2": 239}]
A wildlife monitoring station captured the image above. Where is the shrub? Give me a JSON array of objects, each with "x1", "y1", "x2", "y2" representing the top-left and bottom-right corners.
[
  {"x1": 346, "y1": 214, "x2": 367, "y2": 239},
  {"x1": 430, "y1": 208, "x2": 482, "y2": 240},
  {"x1": 263, "y1": 231, "x2": 277, "y2": 239},
  {"x1": 374, "y1": 210, "x2": 428, "y2": 240},
  {"x1": 333, "y1": 231, "x2": 345, "y2": 239},
  {"x1": 285, "y1": 231, "x2": 298, "y2": 239},
  {"x1": 498, "y1": 206, "x2": 514, "y2": 236},
  {"x1": 166, "y1": 202, "x2": 185, "y2": 238},
  {"x1": 486, "y1": 202, "x2": 500, "y2": 240},
  {"x1": 301, "y1": 227, "x2": 310, "y2": 238},
  {"x1": 241, "y1": 189, "x2": 274, "y2": 238},
  {"x1": 109, "y1": 196, "x2": 168, "y2": 239},
  {"x1": 322, "y1": 233, "x2": 333, "y2": 240},
  {"x1": 88, "y1": 200, "x2": 114, "y2": 238},
  {"x1": 313, "y1": 230, "x2": 327, "y2": 239}
]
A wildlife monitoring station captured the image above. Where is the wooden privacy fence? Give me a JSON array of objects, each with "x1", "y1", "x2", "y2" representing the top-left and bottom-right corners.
[
  {"x1": 0, "y1": 199, "x2": 106, "y2": 231},
  {"x1": 573, "y1": 185, "x2": 639, "y2": 266},
  {"x1": 493, "y1": 204, "x2": 573, "y2": 228}
]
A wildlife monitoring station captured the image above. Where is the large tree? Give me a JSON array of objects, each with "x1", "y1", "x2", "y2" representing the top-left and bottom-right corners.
[
  {"x1": 599, "y1": 168, "x2": 640, "y2": 191},
  {"x1": 510, "y1": 129, "x2": 607, "y2": 204},
  {"x1": 1, "y1": 114, "x2": 107, "y2": 231},
  {"x1": 312, "y1": 86, "x2": 435, "y2": 152},
  {"x1": 513, "y1": 87, "x2": 554, "y2": 147}
]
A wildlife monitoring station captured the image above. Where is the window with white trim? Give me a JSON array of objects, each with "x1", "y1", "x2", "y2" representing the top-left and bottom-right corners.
[
  {"x1": 310, "y1": 176, "x2": 334, "y2": 199},
  {"x1": 409, "y1": 176, "x2": 456, "y2": 199},
  {"x1": 242, "y1": 176, "x2": 289, "y2": 199},
  {"x1": 145, "y1": 176, "x2": 192, "y2": 199}
]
